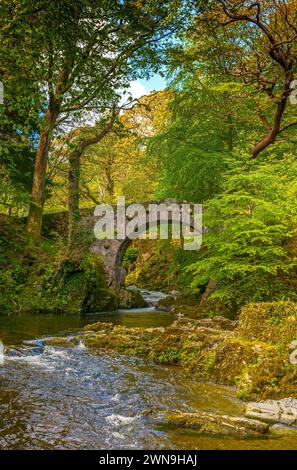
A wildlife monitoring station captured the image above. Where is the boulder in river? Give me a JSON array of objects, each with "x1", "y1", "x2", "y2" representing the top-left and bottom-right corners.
[
  {"x1": 118, "y1": 288, "x2": 148, "y2": 309},
  {"x1": 166, "y1": 410, "x2": 269, "y2": 437},
  {"x1": 155, "y1": 296, "x2": 175, "y2": 311},
  {"x1": 245, "y1": 398, "x2": 297, "y2": 425}
]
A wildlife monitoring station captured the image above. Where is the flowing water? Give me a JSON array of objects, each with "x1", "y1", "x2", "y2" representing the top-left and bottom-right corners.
[{"x1": 0, "y1": 290, "x2": 296, "y2": 450}]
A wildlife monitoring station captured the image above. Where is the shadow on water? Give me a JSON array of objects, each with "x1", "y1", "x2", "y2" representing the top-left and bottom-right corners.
[{"x1": 0, "y1": 288, "x2": 172, "y2": 345}]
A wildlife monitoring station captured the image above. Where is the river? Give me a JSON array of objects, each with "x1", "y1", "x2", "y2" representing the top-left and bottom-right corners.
[{"x1": 0, "y1": 290, "x2": 296, "y2": 450}]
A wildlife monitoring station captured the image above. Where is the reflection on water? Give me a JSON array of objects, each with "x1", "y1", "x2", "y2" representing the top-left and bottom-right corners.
[
  {"x1": 0, "y1": 310, "x2": 173, "y2": 345},
  {"x1": 0, "y1": 288, "x2": 173, "y2": 345},
  {"x1": 0, "y1": 294, "x2": 296, "y2": 450}
]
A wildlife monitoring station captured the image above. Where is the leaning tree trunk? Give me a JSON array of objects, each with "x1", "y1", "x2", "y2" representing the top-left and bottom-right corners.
[
  {"x1": 26, "y1": 110, "x2": 57, "y2": 244},
  {"x1": 26, "y1": 128, "x2": 52, "y2": 243},
  {"x1": 68, "y1": 150, "x2": 81, "y2": 246},
  {"x1": 67, "y1": 109, "x2": 118, "y2": 246}
]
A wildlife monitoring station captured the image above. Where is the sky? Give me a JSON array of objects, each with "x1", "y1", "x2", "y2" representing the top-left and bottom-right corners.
[{"x1": 128, "y1": 74, "x2": 167, "y2": 99}]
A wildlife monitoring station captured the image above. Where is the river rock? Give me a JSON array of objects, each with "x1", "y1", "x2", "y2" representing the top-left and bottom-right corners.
[
  {"x1": 168, "y1": 290, "x2": 180, "y2": 298},
  {"x1": 166, "y1": 411, "x2": 269, "y2": 436},
  {"x1": 245, "y1": 398, "x2": 297, "y2": 425},
  {"x1": 84, "y1": 321, "x2": 115, "y2": 332},
  {"x1": 156, "y1": 296, "x2": 175, "y2": 311},
  {"x1": 171, "y1": 316, "x2": 237, "y2": 331},
  {"x1": 193, "y1": 316, "x2": 237, "y2": 331},
  {"x1": 118, "y1": 288, "x2": 148, "y2": 309},
  {"x1": 45, "y1": 337, "x2": 76, "y2": 348}
]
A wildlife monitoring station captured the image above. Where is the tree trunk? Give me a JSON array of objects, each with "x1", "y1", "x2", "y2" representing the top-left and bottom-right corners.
[
  {"x1": 106, "y1": 168, "x2": 115, "y2": 200},
  {"x1": 26, "y1": 128, "x2": 51, "y2": 243},
  {"x1": 251, "y1": 70, "x2": 294, "y2": 158},
  {"x1": 26, "y1": 110, "x2": 57, "y2": 244},
  {"x1": 68, "y1": 151, "x2": 81, "y2": 246},
  {"x1": 200, "y1": 279, "x2": 217, "y2": 304}
]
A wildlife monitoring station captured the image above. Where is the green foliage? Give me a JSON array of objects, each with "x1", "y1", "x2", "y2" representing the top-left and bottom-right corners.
[
  {"x1": 186, "y1": 160, "x2": 297, "y2": 311},
  {"x1": 122, "y1": 247, "x2": 139, "y2": 270},
  {"x1": 0, "y1": 216, "x2": 117, "y2": 315},
  {"x1": 0, "y1": 269, "x2": 20, "y2": 314},
  {"x1": 1, "y1": 0, "x2": 297, "y2": 320},
  {"x1": 149, "y1": 67, "x2": 258, "y2": 202},
  {"x1": 125, "y1": 238, "x2": 201, "y2": 292},
  {"x1": 154, "y1": 347, "x2": 181, "y2": 364}
]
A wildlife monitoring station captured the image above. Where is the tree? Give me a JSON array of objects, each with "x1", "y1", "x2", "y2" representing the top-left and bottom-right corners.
[
  {"x1": 75, "y1": 91, "x2": 171, "y2": 205},
  {"x1": 0, "y1": 50, "x2": 41, "y2": 215},
  {"x1": 119, "y1": 90, "x2": 171, "y2": 201},
  {"x1": 66, "y1": 110, "x2": 118, "y2": 245},
  {"x1": 187, "y1": 159, "x2": 297, "y2": 311},
  {"x1": 0, "y1": 0, "x2": 184, "y2": 243},
  {"x1": 149, "y1": 72, "x2": 257, "y2": 202},
  {"x1": 191, "y1": 0, "x2": 297, "y2": 158}
]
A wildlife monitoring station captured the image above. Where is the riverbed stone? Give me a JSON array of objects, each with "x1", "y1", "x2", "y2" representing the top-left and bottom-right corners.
[
  {"x1": 45, "y1": 337, "x2": 76, "y2": 348},
  {"x1": 245, "y1": 398, "x2": 297, "y2": 425},
  {"x1": 84, "y1": 321, "x2": 115, "y2": 332},
  {"x1": 155, "y1": 296, "x2": 175, "y2": 311},
  {"x1": 79, "y1": 313, "x2": 295, "y2": 400},
  {"x1": 51, "y1": 301, "x2": 297, "y2": 401},
  {"x1": 174, "y1": 316, "x2": 237, "y2": 331},
  {"x1": 118, "y1": 288, "x2": 148, "y2": 309},
  {"x1": 166, "y1": 411, "x2": 269, "y2": 436}
]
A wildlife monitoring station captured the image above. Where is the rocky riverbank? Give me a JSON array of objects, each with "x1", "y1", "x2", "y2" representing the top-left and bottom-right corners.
[{"x1": 48, "y1": 300, "x2": 297, "y2": 402}]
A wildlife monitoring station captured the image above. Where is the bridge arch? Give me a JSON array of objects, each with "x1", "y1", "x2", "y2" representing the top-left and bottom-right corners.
[{"x1": 90, "y1": 200, "x2": 200, "y2": 288}]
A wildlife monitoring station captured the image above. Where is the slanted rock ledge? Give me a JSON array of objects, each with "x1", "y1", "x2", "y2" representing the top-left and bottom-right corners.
[
  {"x1": 166, "y1": 411, "x2": 269, "y2": 437},
  {"x1": 246, "y1": 398, "x2": 297, "y2": 425}
]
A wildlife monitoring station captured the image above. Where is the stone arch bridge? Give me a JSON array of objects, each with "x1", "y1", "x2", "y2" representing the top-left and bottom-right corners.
[{"x1": 88, "y1": 199, "x2": 202, "y2": 288}]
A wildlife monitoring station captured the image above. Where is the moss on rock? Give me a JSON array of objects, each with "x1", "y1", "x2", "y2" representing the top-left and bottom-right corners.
[
  {"x1": 155, "y1": 296, "x2": 175, "y2": 311},
  {"x1": 237, "y1": 301, "x2": 297, "y2": 344},
  {"x1": 84, "y1": 322, "x2": 115, "y2": 332},
  {"x1": 0, "y1": 215, "x2": 120, "y2": 316},
  {"x1": 83, "y1": 325, "x2": 157, "y2": 355},
  {"x1": 77, "y1": 301, "x2": 297, "y2": 400},
  {"x1": 165, "y1": 411, "x2": 269, "y2": 436},
  {"x1": 17, "y1": 252, "x2": 119, "y2": 315},
  {"x1": 118, "y1": 288, "x2": 148, "y2": 309},
  {"x1": 45, "y1": 337, "x2": 76, "y2": 348}
]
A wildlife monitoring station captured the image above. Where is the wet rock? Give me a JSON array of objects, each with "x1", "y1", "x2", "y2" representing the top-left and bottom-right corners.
[
  {"x1": 170, "y1": 305, "x2": 212, "y2": 318},
  {"x1": 173, "y1": 289, "x2": 201, "y2": 307},
  {"x1": 118, "y1": 289, "x2": 148, "y2": 309},
  {"x1": 5, "y1": 345, "x2": 44, "y2": 357},
  {"x1": 82, "y1": 287, "x2": 119, "y2": 313},
  {"x1": 155, "y1": 290, "x2": 203, "y2": 315},
  {"x1": 84, "y1": 322, "x2": 115, "y2": 332},
  {"x1": 83, "y1": 326, "x2": 154, "y2": 355},
  {"x1": 168, "y1": 290, "x2": 180, "y2": 298},
  {"x1": 166, "y1": 411, "x2": 269, "y2": 436},
  {"x1": 45, "y1": 337, "x2": 76, "y2": 348},
  {"x1": 175, "y1": 316, "x2": 237, "y2": 331},
  {"x1": 156, "y1": 296, "x2": 175, "y2": 311},
  {"x1": 245, "y1": 398, "x2": 297, "y2": 425},
  {"x1": 137, "y1": 289, "x2": 168, "y2": 306},
  {"x1": 65, "y1": 300, "x2": 297, "y2": 401}
]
